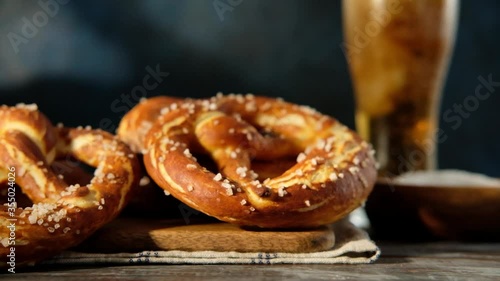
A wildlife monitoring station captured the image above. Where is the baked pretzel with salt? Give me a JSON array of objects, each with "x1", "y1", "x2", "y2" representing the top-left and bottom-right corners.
[
  {"x1": 0, "y1": 104, "x2": 140, "y2": 266},
  {"x1": 122, "y1": 94, "x2": 377, "y2": 228}
]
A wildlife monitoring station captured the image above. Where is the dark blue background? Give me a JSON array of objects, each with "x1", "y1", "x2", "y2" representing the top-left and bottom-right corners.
[{"x1": 0, "y1": 0, "x2": 498, "y2": 176}]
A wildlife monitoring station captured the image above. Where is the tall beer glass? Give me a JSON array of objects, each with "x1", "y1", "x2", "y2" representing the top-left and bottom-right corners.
[{"x1": 342, "y1": 0, "x2": 459, "y2": 177}]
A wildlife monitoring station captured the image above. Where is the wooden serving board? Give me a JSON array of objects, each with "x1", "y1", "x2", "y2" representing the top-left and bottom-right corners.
[{"x1": 76, "y1": 218, "x2": 335, "y2": 253}]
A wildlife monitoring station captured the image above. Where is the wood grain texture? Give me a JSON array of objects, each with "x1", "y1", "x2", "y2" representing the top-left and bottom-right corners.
[
  {"x1": 75, "y1": 218, "x2": 335, "y2": 253},
  {"x1": 11, "y1": 243, "x2": 500, "y2": 280}
]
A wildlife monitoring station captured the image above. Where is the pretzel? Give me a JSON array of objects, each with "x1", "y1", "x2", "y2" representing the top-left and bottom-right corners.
[
  {"x1": 117, "y1": 96, "x2": 183, "y2": 153},
  {"x1": 0, "y1": 104, "x2": 140, "y2": 267},
  {"x1": 121, "y1": 94, "x2": 377, "y2": 228}
]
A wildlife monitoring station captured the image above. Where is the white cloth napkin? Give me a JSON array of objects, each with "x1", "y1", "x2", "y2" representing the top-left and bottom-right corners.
[{"x1": 43, "y1": 220, "x2": 380, "y2": 265}]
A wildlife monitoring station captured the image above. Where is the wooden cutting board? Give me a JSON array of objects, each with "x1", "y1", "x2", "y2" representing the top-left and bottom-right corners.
[{"x1": 76, "y1": 218, "x2": 335, "y2": 253}]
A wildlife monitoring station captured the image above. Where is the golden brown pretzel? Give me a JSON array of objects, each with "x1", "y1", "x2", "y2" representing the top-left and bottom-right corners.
[
  {"x1": 125, "y1": 94, "x2": 377, "y2": 228},
  {"x1": 144, "y1": 95, "x2": 376, "y2": 228},
  {"x1": 0, "y1": 104, "x2": 140, "y2": 267}
]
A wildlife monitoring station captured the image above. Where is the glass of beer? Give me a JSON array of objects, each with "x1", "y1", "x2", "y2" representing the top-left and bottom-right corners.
[{"x1": 342, "y1": 0, "x2": 459, "y2": 177}]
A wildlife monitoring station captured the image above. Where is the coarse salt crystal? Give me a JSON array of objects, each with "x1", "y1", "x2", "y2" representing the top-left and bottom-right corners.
[{"x1": 213, "y1": 173, "x2": 223, "y2": 181}]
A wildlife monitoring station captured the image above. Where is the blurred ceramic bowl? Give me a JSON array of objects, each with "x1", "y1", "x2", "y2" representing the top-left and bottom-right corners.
[{"x1": 365, "y1": 170, "x2": 500, "y2": 241}]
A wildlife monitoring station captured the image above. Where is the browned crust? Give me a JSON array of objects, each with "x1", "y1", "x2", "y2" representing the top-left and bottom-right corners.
[
  {"x1": 0, "y1": 105, "x2": 140, "y2": 267},
  {"x1": 117, "y1": 96, "x2": 183, "y2": 153},
  {"x1": 121, "y1": 94, "x2": 377, "y2": 228}
]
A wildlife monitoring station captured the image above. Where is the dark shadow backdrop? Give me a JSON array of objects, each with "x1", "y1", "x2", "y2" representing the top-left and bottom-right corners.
[{"x1": 0, "y1": 0, "x2": 498, "y2": 176}]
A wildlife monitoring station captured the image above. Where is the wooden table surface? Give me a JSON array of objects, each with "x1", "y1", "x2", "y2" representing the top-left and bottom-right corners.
[{"x1": 6, "y1": 242, "x2": 500, "y2": 280}]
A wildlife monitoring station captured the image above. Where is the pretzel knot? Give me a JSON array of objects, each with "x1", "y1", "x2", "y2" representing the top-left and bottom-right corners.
[
  {"x1": 0, "y1": 104, "x2": 140, "y2": 266},
  {"x1": 121, "y1": 94, "x2": 377, "y2": 228}
]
